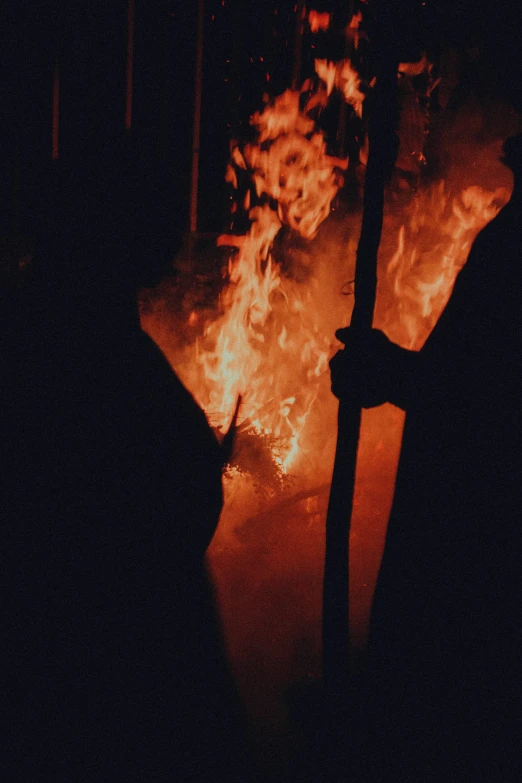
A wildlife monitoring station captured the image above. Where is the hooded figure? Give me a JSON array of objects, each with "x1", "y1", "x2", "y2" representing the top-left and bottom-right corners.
[
  {"x1": 330, "y1": 133, "x2": 522, "y2": 778},
  {"x1": 1, "y1": 141, "x2": 246, "y2": 780}
]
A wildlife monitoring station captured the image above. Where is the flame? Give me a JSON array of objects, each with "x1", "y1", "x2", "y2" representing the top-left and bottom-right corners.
[
  {"x1": 382, "y1": 183, "x2": 510, "y2": 349},
  {"x1": 308, "y1": 10, "x2": 331, "y2": 33},
  {"x1": 314, "y1": 59, "x2": 366, "y2": 117},
  {"x1": 141, "y1": 62, "x2": 510, "y2": 509},
  {"x1": 195, "y1": 219, "x2": 332, "y2": 475},
  {"x1": 171, "y1": 87, "x2": 348, "y2": 481},
  {"x1": 249, "y1": 90, "x2": 315, "y2": 142},
  {"x1": 244, "y1": 132, "x2": 346, "y2": 239},
  {"x1": 348, "y1": 11, "x2": 363, "y2": 30},
  {"x1": 169, "y1": 173, "x2": 508, "y2": 491},
  {"x1": 345, "y1": 11, "x2": 366, "y2": 50},
  {"x1": 398, "y1": 53, "x2": 431, "y2": 78}
]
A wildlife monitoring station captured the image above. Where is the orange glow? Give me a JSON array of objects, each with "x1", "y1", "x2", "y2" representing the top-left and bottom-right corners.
[
  {"x1": 308, "y1": 10, "x2": 331, "y2": 33},
  {"x1": 166, "y1": 86, "x2": 349, "y2": 483},
  {"x1": 142, "y1": 69, "x2": 511, "y2": 516},
  {"x1": 142, "y1": 114, "x2": 513, "y2": 667},
  {"x1": 314, "y1": 59, "x2": 366, "y2": 117},
  {"x1": 151, "y1": 172, "x2": 510, "y2": 515},
  {"x1": 381, "y1": 183, "x2": 509, "y2": 349},
  {"x1": 398, "y1": 53, "x2": 431, "y2": 78},
  {"x1": 348, "y1": 11, "x2": 363, "y2": 30}
]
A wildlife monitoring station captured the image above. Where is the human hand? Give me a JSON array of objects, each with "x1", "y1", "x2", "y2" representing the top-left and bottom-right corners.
[{"x1": 330, "y1": 328, "x2": 400, "y2": 408}]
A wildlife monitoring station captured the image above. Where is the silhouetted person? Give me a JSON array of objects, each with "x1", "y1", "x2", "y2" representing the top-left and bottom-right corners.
[
  {"x1": 330, "y1": 132, "x2": 522, "y2": 778},
  {"x1": 1, "y1": 140, "x2": 246, "y2": 780}
]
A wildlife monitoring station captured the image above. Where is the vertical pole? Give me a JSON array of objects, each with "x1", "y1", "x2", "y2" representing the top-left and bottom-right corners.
[
  {"x1": 52, "y1": 60, "x2": 60, "y2": 160},
  {"x1": 190, "y1": 0, "x2": 204, "y2": 234},
  {"x1": 125, "y1": 0, "x2": 135, "y2": 131},
  {"x1": 322, "y1": 50, "x2": 399, "y2": 691}
]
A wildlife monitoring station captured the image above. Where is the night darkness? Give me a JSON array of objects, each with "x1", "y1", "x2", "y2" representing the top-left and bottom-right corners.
[{"x1": 1, "y1": 0, "x2": 521, "y2": 255}]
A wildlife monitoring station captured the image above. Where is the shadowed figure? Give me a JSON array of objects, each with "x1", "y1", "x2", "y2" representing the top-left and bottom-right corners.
[
  {"x1": 1, "y1": 141, "x2": 246, "y2": 780},
  {"x1": 330, "y1": 133, "x2": 522, "y2": 779}
]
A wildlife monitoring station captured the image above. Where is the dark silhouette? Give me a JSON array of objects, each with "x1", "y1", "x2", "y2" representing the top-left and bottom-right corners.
[
  {"x1": 1, "y1": 142, "x2": 246, "y2": 780},
  {"x1": 330, "y1": 133, "x2": 522, "y2": 778}
]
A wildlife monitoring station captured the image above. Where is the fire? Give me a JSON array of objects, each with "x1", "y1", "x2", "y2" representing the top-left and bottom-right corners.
[
  {"x1": 308, "y1": 10, "x2": 331, "y2": 34},
  {"x1": 151, "y1": 167, "x2": 509, "y2": 503},
  {"x1": 169, "y1": 86, "x2": 348, "y2": 488},
  {"x1": 314, "y1": 59, "x2": 366, "y2": 117},
  {"x1": 243, "y1": 132, "x2": 346, "y2": 238},
  {"x1": 348, "y1": 11, "x2": 363, "y2": 31},
  {"x1": 141, "y1": 57, "x2": 511, "y2": 511},
  {"x1": 381, "y1": 183, "x2": 510, "y2": 349}
]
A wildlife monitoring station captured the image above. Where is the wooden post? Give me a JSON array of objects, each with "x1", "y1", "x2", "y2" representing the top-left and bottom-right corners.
[
  {"x1": 322, "y1": 48, "x2": 399, "y2": 690},
  {"x1": 190, "y1": 0, "x2": 204, "y2": 235},
  {"x1": 125, "y1": 0, "x2": 135, "y2": 131}
]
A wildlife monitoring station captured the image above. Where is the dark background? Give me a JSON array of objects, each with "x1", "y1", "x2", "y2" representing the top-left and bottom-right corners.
[{"x1": 0, "y1": 0, "x2": 520, "y2": 275}]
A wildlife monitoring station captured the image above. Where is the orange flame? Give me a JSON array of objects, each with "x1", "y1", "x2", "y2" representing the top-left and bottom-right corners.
[
  {"x1": 314, "y1": 59, "x2": 366, "y2": 117},
  {"x1": 143, "y1": 68, "x2": 510, "y2": 507},
  {"x1": 244, "y1": 132, "x2": 346, "y2": 239},
  {"x1": 382, "y1": 183, "x2": 510, "y2": 349},
  {"x1": 173, "y1": 88, "x2": 348, "y2": 477},
  {"x1": 308, "y1": 10, "x2": 331, "y2": 33}
]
